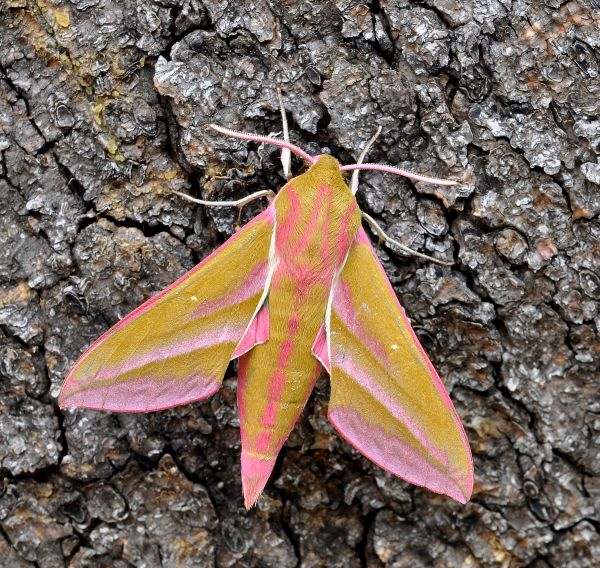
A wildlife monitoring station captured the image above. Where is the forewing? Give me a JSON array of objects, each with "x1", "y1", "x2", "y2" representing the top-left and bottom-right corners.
[
  {"x1": 59, "y1": 207, "x2": 275, "y2": 412},
  {"x1": 327, "y1": 228, "x2": 473, "y2": 503}
]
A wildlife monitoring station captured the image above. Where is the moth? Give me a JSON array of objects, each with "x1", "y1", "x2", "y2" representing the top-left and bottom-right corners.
[{"x1": 60, "y1": 98, "x2": 473, "y2": 508}]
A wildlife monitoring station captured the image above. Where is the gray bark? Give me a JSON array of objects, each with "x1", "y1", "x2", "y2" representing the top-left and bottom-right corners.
[{"x1": 0, "y1": 0, "x2": 599, "y2": 566}]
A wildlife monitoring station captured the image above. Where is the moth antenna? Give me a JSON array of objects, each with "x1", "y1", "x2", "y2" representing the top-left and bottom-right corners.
[
  {"x1": 351, "y1": 126, "x2": 382, "y2": 195},
  {"x1": 208, "y1": 123, "x2": 315, "y2": 165},
  {"x1": 342, "y1": 162, "x2": 457, "y2": 186},
  {"x1": 362, "y1": 212, "x2": 454, "y2": 266},
  {"x1": 277, "y1": 88, "x2": 292, "y2": 179}
]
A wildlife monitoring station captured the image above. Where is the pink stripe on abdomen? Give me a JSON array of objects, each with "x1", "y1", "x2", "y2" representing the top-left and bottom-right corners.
[{"x1": 258, "y1": 309, "x2": 301, "y2": 434}]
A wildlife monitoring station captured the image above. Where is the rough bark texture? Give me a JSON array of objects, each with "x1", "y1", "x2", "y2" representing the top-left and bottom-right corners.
[{"x1": 1, "y1": 1, "x2": 599, "y2": 566}]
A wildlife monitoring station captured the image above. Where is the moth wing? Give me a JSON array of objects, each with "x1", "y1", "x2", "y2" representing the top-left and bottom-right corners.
[
  {"x1": 59, "y1": 207, "x2": 275, "y2": 412},
  {"x1": 327, "y1": 228, "x2": 473, "y2": 503}
]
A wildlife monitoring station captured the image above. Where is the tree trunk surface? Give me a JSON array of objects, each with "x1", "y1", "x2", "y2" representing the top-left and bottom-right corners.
[{"x1": 0, "y1": 1, "x2": 599, "y2": 567}]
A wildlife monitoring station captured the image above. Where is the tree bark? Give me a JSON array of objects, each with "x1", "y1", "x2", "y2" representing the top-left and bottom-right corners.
[{"x1": 0, "y1": 1, "x2": 599, "y2": 566}]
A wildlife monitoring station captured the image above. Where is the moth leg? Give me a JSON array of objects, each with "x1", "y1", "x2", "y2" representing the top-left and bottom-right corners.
[
  {"x1": 351, "y1": 125, "x2": 382, "y2": 195},
  {"x1": 173, "y1": 189, "x2": 275, "y2": 209},
  {"x1": 175, "y1": 189, "x2": 275, "y2": 232},
  {"x1": 235, "y1": 207, "x2": 243, "y2": 231},
  {"x1": 361, "y1": 212, "x2": 454, "y2": 266},
  {"x1": 277, "y1": 88, "x2": 292, "y2": 179}
]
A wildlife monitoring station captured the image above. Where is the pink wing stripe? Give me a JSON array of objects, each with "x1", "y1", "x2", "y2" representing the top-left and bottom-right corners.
[
  {"x1": 329, "y1": 407, "x2": 469, "y2": 503},
  {"x1": 60, "y1": 206, "x2": 275, "y2": 413},
  {"x1": 328, "y1": 227, "x2": 473, "y2": 502},
  {"x1": 61, "y1": 373, "x2": 220, "y2": 413},
  {"x1": 333, "y1": 278, "x2": 389, "y2": 364},
  {"x1": 311, "y1": 324, "x2": 330, "y2": 373},
  {"x1": 95, "y1": 207, "x2": 275, "y2": 337},
  {"x1": 354, "y1": 229, "x2": 460, "y2": 418},
  {"x1": 334, "y1": 352, "x2": 453, "y2": 468},
  {"x1": 86, "y1": 324, "x2": 247, "y2": 384},
  {"x1": 231, "y1": 303, "x2": 270, "y2": 359},
  {"x1": 193, "y1": 261, "x2": 269, "y2": 318}
]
